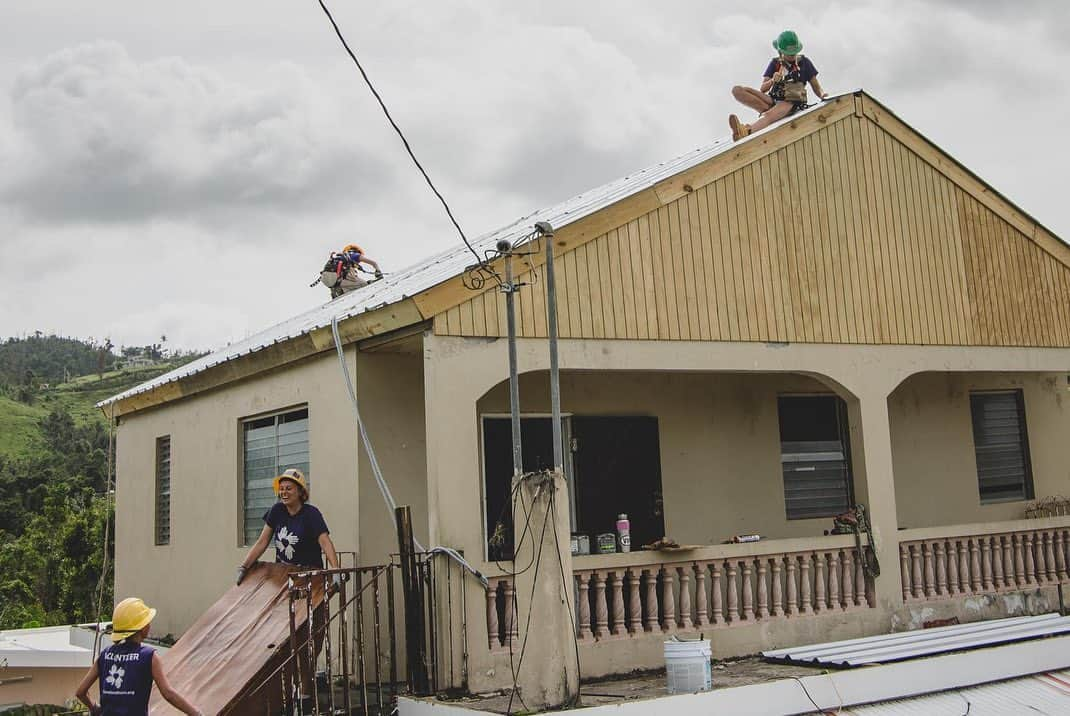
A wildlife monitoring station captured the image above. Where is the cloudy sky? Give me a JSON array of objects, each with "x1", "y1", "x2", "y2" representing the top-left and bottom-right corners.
[{"x1": 2, "y1": 1, "x2": 1067, "y2": 351}]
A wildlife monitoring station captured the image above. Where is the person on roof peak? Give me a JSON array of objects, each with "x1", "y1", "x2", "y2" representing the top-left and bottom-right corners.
[
  {"x1": 728, "y1": 30, "x2": 828, "y2": 142},
  {"x1": 320, "y1": 243, "x2": 383, "y2": 299},
  {"x1": 75, "y1": 597, "x2": 203, "y2": 715}
]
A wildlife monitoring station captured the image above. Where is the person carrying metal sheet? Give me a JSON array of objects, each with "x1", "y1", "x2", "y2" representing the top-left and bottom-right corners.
[
  {"x1": 236, "y1": 468, "x2": 342, "y2": 709},
  {"x1": 75, "y1": 598, "x2": 203, "y2": 715},
  {"x1": 728, "y1": 30, "x2": 828, "y2": 141}
]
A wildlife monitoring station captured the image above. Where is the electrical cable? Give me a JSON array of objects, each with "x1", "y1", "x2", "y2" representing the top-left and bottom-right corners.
[
  {"x1": 315, "y1": 0, "x2": 486, "y2": 270},
  {"x1": 91, "y1": 403, "x2": 117, "y2": 659},
  {"x1": 330, "y1": 316, "x2": 488, "y2": 588}
]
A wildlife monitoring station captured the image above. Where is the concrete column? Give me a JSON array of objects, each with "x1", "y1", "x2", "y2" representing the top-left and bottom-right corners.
[
  {"x1": 511, "y1": 470, "x2": 579, "y2": 710},
  {"x1": 846, "y1": 391, "x2": 903, "y2": 608}
]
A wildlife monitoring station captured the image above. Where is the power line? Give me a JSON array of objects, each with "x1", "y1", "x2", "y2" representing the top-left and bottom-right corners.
[{"x1": 315, "y1": 0, "x2": 485, "y2": 269}]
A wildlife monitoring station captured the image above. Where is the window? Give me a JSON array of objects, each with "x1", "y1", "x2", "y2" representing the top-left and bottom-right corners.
[
  {"x1": 481, "y1": 415, "x2": 664, "y2": 560},
  {"x1": 778, "y1": 395, "x2": 854, "y2": 520},
  {"x1": 155, "y1": 436, "x2": 171, "y2": 545},
  {"x1": 242, "y1": 407, "x2": 309, "y2": 545},
  {"x1": 970, "y1": 390, "x2": 1033, "y2": 503}
]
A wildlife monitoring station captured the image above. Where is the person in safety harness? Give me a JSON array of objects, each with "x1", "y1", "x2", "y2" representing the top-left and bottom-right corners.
[
  {"x1": 75, "y1": 597, "x2": 204, "y2": 715},
  {"x1": 728, "y1": 30, "x2": 827, "y2": 142},
  {"x1": 316, "y1": 243, "x2": 383, "y2": 299}
]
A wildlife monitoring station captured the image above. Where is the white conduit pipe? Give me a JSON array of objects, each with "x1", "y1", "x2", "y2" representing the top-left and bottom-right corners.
[{"x1": 331, "y1": 316, "x2": 488, "y2": 588}]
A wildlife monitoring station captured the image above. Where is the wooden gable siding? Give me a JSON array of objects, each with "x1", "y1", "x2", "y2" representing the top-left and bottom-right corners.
[{"x1": 435, "y1": 115, "x2": 1070, "y2": 347}]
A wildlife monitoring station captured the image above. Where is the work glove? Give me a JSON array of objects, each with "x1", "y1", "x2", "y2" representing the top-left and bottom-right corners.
[
  {"x1": 329, "y1": 572, "x2": 348, "y2": 594},
  {"x1": 236, "y1": 564, "x2": 250, "y2": 585},
  {"x1": 374, "y1": 269, "x2": 383, "y2": 280}
]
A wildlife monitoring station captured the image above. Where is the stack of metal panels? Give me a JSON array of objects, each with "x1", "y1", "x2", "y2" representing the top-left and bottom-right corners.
[{"x1": 762, "y1": 613, "x2": 1070, "y2": 667}]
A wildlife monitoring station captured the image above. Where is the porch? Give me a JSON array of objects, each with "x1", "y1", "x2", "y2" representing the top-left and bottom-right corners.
[{"x1": 411, "y1": 334, "x2": 1070, "y2": 694}]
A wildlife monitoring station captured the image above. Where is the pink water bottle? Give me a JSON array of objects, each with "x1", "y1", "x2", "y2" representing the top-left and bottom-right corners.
[{"x1": 616, "y1": 513, "x2": 631, "y2": 553}]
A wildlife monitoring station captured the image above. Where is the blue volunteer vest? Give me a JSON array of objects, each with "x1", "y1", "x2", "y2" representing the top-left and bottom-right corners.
[{"x1": 98, "y1": 641, "x2": 155, "y2": 715}]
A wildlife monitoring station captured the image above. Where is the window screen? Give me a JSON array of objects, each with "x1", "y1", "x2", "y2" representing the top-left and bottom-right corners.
[
  {"x1": 970, "y1": 391, "x2": 1033, "y2": 503},
  {"x1": 155, "y1": 436, "x2": 171, "y2": 545},
  {"x1": 242, "y1": 408, "x2": 309, "y2": 545},
  {"x1": 778, "y1": 395, "x2": 854, "y2": 520}
]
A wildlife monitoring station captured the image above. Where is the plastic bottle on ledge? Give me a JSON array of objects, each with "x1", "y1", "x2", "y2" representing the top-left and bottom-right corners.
[{"x1": 616, "y1": 513, "x2": 631, "y2": 553}]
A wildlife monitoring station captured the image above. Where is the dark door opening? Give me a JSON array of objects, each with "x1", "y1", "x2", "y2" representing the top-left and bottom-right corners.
[{"x1": 777, "y1": 395, "x2": 854, "y2": 520}]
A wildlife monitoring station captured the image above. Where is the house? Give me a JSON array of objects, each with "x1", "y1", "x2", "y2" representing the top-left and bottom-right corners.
[
  {"x1": 101, "y1": 91, "x2": 1070, "y2": 698},
  {"x1": 0, "y1": 624, "x2": 100, "y2": 707}
]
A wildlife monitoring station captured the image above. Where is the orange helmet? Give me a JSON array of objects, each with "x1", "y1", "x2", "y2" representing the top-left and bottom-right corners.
[{"x1": 342, "y1": 244, "x2": 363, "y2": 255}]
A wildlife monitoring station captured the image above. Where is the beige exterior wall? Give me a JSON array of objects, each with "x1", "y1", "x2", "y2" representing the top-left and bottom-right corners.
[
  {"x1": 890, "y1": 372, "x2": 1070, "y2": 529},
  {"x1": 115, "y1": 350, "x2": 360, "y2": 636},
  {"x1": 478, "y1": 371, "x2": 846, "y2": 545},
  {"x1": 0, "y1": 666, "x2": 92, "y2": 706}
]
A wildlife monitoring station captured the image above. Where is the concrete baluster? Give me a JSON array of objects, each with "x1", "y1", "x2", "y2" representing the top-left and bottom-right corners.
[
  {"x1": 814, "y1": 552, "x2": 827, "y2": 613},
  {"x1": 958, "y1": 540, "x2": 972, "y2": 594},
  {"x1": 1055, "y1": 531, "x2": 1068, "y2": 581},
  {"x1": 626, "y1": 568, "x2": 642, "y2": 635},
  {"x1": 911, "y1": 544, "x2": 924, "y2": 599},
  {"x1": 923, "y1": 542, "x2": 936, "y2": 598},
  {"x1": 855, "y1": 550, "x2": 867, "y2": 607},
  {"x1": 742, "y1": 560, "x2": 755, "y2": 621},
  {"x1": 642, "y1": 569, "x2": 658, "y2": 633},
  {"x1": 1044, "y1": 531, "x2": 1057, "y2": 582},
  {"x1": 678, "y1": 567, "x2": 693, "y2": 630},
  {"x1": 487, "y1": 582, "x2": 500, "y2": 649},
  {"x1": 711, "y1": 562, "x2": 725, "y2": 625},
  {"x1": 1013, "y1": 534, "x2": 1026, "y2": 587},
  {"x1": 786, "y1": 557, "x2": 798, "y2": 615},
  {"x1": 981, "y1": 538, "x2": 994, "y2": 591},
  {"x1": 934, "y1": 541, "x2": 948, "y2": 596},
  {"x1": 576, "y1": 572, "x2": 593, "y2": 640},
  {"x1": 694, "y1": 563, "x2": 710, "y2": 627},
  {"x1": 503, "y1": 580, "x2": 518, "y2": 645},
  {"x1": 660, "y1": 567, "x2": 676, "y2": 631},
  {"x1": 828, "y1": 551, "x2": 841, "y2": 609},
  {"x1": 947, "y1": 540, "x2": 960, "y2": 595},
  {"x1": 841, "y1": 551, "x2": 854, "y2": 607},
  {"x1": 799, "y1": 554, "x2": 813, "y2": 615},
  {"x1": 991, "y1": 536, "x2": 1005, "y2": 590},
  {"x1": 757, "y1": 558, "x2": 770, "y2": 618},
  {"x1": 727, "y1": 561, "x2": 740, "y2": 622},
  {"x1": 1033, "y1": 532, "x2": 1047, "y2": 584},
  {"x1": 899, "y1": 544, "x2": 911, "y2": 600},
  {"x1": 1023, "y1": 533, "x2": 1036, "y2": 585},
  {"x1": 771, "y1": 557, "x2": 785, "y2": 617},
  {"x1": 968, "y1": 539, "x2": 981, "y2": 592},
  {"x1": 593, "y1": 572, "x2": 608, "y2": 638},
  {"x1": 610, "y1": 572, "x2": 625, "y2": 635}
]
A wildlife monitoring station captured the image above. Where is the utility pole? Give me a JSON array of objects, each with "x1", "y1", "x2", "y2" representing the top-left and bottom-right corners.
[
  {"x1": 535, "y1": 222, "x2": 563, "y2": 472},
  {"x1": 500, "y1": 240, "x2": 524, "y2": 479}
]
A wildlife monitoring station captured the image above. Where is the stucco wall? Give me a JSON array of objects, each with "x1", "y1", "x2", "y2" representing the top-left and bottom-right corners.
[
  {"x1": 890, "y1": 372, "x2": 1070, "y2": 529},
  {"x1": 0, "y1": 666, "x2": 92, "y2": 706},
  {"x1": 478, "y1": 370, "x2": 848, "y2": 546},
  {"x1": 115, "y1": 350, "x2": 360, "y2": 636}
]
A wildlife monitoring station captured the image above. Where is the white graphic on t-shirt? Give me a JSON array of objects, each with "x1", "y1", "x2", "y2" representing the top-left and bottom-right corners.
[
  {"x1": 276, "y1": 526, "x2": 299, "y2": 561},
  {"x1": 105, "y1": 664, "x2": 125, "y2": 689}
]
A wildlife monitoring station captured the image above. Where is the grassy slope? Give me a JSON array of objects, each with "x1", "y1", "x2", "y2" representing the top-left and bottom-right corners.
[{"x1": 0, "y1": 362, "x2": 185, "y2": 459}]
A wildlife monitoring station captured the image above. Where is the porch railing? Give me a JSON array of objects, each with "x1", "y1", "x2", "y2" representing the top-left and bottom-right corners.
[
  {"x1": 485, "y1": 536, "x2": 875, "y2": 650},
  {"x1": 899, "y1": 518, "x2": 1070, "y2": 602}
]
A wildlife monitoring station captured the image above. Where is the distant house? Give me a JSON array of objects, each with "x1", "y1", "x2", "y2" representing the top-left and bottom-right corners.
[
  {"x1": 102, "y1": 91, "x2": 1070, "y2": 696},
  {"x1": 123, "y1": 355, "x2": 157, "y2": 369},
  {"x1": 0, "y1": 624, "x2": 99, "y2": 706}
]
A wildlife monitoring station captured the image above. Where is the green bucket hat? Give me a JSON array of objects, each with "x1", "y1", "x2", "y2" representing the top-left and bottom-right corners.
[{"x1": 773, "y1": 30, "x2": 803, "y2": 55}]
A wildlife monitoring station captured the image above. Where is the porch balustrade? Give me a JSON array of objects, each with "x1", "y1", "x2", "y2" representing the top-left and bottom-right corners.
[
  {"x1": 483, "y1": 536, "x2": 875, "y2": 650},
  {"x1": 899, "y1": 518, "x2": 1070, "y2": 602}
]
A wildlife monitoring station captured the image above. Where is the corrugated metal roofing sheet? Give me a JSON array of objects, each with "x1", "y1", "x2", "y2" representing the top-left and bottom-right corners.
[
  {"x1": 762, "y1": 613, "x2": 1070, "y2": 667},
  {"x1": 99, "y1": 96, "x2": 848, "y2": 408},
  {"x1": 846, "y1": 668, "x2": 1070, "y2": 715}
]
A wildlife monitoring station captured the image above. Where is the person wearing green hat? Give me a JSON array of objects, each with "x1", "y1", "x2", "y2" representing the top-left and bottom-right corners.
[{"x1": 729, "y1": 29, "x2": 827, "y2": 141}]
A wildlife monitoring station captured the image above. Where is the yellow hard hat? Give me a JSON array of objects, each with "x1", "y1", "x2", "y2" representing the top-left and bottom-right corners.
[
  {"x1": 111, "y1": 597, "x2": 157, "y2": 642},
  {"x1": 273, "y1": 468, "x2": 309, "y2": 498},
  {"x1": 342, "y1": 244, "x2": 363, "y2": 254}
]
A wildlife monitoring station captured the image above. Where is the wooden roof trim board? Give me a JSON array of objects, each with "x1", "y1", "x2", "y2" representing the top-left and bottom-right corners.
[{"x1": 859, "y1": 94, "x2": 1070, "y2": 270}]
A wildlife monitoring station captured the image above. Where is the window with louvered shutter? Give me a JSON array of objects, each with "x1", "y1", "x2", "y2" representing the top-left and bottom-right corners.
[
  {"x1": 778, "y1": 395, "x2": 854, "y2": 520},
  {"x1": 241, "y1": 407, "x2": 310, "y2": 545},
  {"x1": 970, "y1": 391, "x2": 1034, "y2": 503},
  {"x1": 155, "y1": 436, "x2": 171, "y2": 545}
]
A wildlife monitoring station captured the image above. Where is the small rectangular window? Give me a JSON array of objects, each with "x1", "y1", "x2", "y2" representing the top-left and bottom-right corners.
[
  {"x1": 778, "y1": 395, "x2": 854, "y2": 520},
  {"x1": 970, "y1": 390, "x2": 1033, "y2": 503},
  {"x1": 241, "y1": 408, "x2": 309, "y2": 545},
  {"x1": 155, "y1": 436, "x2": 171, "y2": 545}
]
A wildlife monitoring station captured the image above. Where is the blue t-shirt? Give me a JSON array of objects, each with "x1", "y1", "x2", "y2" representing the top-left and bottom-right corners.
[
  {"x1": 98, "y1": 642, "x2": 154, "y2": 715},
  {"x1": 264, "y1": 502, "x2": 329, "y2": 568},
  {"x1": 763, "y1": 55, "x2": 818, "y2": 83}
]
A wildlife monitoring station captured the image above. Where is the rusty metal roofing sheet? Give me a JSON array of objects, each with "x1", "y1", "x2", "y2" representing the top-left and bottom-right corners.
[
  {"x1": 99, "y1": 96, "x2": 848, "y2": 408},
  {"x1": 762, "y1": 613, "x2": 1070, "y2": 668}
]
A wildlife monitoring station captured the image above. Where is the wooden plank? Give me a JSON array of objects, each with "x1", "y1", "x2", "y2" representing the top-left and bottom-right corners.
[
  {"x1": 979, "y1": 199, "x2": 1011, "y2": 345},
  {"x1": 531, "y1": 256, "x2": 549, "y2": 339},
  {"x1": 459, "y1": 295, "x2": 475, "y2": 336},
  {"x1": 593, "y1": 234, "x2": 613, "y2": 338},
  {"x1": 817, "y1": 127, "x2": 854, "y2": 343},
  {"x1": 960, "y1": 191, "x2": 992, "y2": 345},
  {"x1": 653, "y1": 206, "x2": 680, "y2": 339},
  {"x1": 1008, "y1": 223, "x2": 1035, "y2": 345},
  {"x1": 710, "y1": 178, "x2": 739, "y2": 341},
  {"x1": 930, "y1": 165, "x2": 968, "y2": 344},
  {"x1": 1057, "y1": 261, "x2": 1070, "y2": 345},
  {"x1": 767, "y1": 149, "x2": 798, "y2": 342},
  {"x1": 1033, "y1": 226, "x2": 1070, "y2": 270},
  {"x1": 862, "y1": 116, "x2": 900, "y2": 342},
  {"x1": 748, "y1": 161, "x2": 777, "y2": 341},
  {"x1": 1019, "y1": 238, "x2": 1045, "y2": 346},
  {"x1": 695, "y1": 187, "x2": 723, "y2": 340},
  {"x1": 577, "y1": 243, "x2": 597, "y2": 338},
  {"x1": 654, "y1": 96, "x2": 856, "y2": 205},
  {"x1": 615, "y1": 225, "x2": 637, "y2": 339},
  {"x1": 878, "y1": 130, "x2": 917, "y2": 343},
  {"x1": 724, "y1": 171, "x2": 753, "y2": 340},
  {"x1": 672, "y1": 197, "x2": 700, "y2": 339},
  {"x1": 783, "y1": 143, "x2": 816, "y2": 343},
  {"x1": 895, "y1": 138, "x2": 933, "y2": 344},
  {"x1": 903, "y1": 145, "x2": 943, "y2": 344},
  {"x1": 470, "y1": 292, "x2": 487, "y2": 336},
  {"x1": 646, "y1": 209, "x2": 671, "y2": 339},
  {"x1": 838, "y1": 118, "x2": 875, "y2": 343},
  {"x1": 755, "y1": 155, "x2": 786, "y2": 341},
  {"x1": 794, "y1": 138, "x2": 828, "y2": 342},
  {"x1": 738, "y1": 164, "x2": 768, "y2": 341},
  {"x1": 911, "y1": 149, "x2": 947, "y2": 344},
  {"x1": 851, "y1": 116, "x2": 887, "y2": 343},
  {"x1": 636, "y1": 216, "x2": 658, "y2": 340},
  {"x1": 563, "y1": 248, "x2": 581, "y2": 338},
  {"x1": 1045, "y1": 254, "x2": 1070, "y2": 346},
  {"x1": 685, "y1": 190, "x2": 713, "y2": 340}
]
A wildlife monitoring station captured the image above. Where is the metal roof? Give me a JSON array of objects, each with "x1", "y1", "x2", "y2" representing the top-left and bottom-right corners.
[
  {"x1": 848, "y1": 668, "x2": 1070, "y2": 715},
  {"x1": 762, "y1": 613, "x2": 1070, "y2": 668},
  {"x1": 99, "y1": 96, "x2": 848, "y2": 408}
]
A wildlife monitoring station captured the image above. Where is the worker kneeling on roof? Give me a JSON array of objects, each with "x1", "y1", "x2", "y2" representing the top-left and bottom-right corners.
[
  {"x1": 728, "y1": 29, "x2": 828, "y2": 142},
  {"x1": 237, "y1": 468, "x2": 342, "y2": 709},
  {"x1": 320, "y1": 243, "x2": 382, "y2": 299}
]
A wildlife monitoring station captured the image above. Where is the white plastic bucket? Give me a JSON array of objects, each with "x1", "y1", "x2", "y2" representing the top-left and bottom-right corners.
[{"x1": 664, "y1": 638, "x2": 712, "y2": 694}]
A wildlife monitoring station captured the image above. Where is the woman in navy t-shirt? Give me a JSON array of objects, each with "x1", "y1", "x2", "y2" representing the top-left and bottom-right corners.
[{"x1": 75, "y1": 597, "x2": 202, "y2": 715}]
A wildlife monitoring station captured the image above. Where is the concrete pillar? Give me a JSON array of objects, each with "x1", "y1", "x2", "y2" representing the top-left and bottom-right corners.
[
  {"x1": 846, "y1": 391, "x2": 903, "y2": 608},
  {"x1": 511, "y1": 470, "x2": 580, "y2": 710}
]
